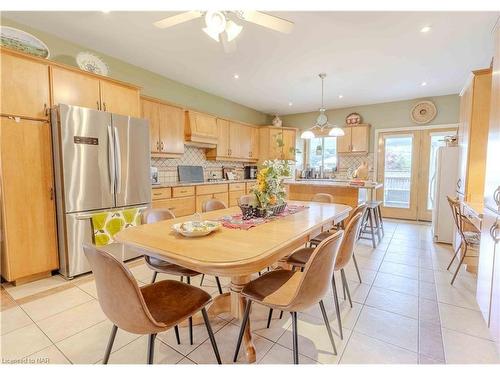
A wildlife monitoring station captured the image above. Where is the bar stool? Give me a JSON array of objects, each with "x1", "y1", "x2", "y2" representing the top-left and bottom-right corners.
[
  {"x1": 358, "y1": 200, "x2": 384, "y2": 247},
  {"x1": 286, "y1": 212, "x2": 364, "y2": 340},
  {"x1": 233, "y1": 231, "x2": 344, "y2": 364},
  {"x1": 446, "y1": 196, "x2": 480, "y2": 285},
  {"x1": 83, "y1": 244, "x2": 221, "y2": 364}
]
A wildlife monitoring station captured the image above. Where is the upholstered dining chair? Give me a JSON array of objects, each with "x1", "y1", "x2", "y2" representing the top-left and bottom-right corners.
[
  {"x1": 83, "y1": 244, "x2": 221, "y2": 364},
  {"x1": 142, "y1": 208, "x2": 221, "y2": 345},
  {"x1": 311, "y1": 192, "x2": 334, "y2": 203},
  {"x1": 286, "y1": 211, "x2": 364, "y2": 339},
  {"x1": 238, "y1": 194, "x2": 256, "y2": 206},
  {"x1": 446, "y1": 196, "x2": 480, "y2": 285},
  {"x1": 233, "y1": 231, "x2": 344, "y2": 364}
]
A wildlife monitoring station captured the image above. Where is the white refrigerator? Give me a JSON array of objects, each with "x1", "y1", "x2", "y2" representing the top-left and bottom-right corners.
[{"x1": 431, "y1": 146, "x2": 459, "y2": 244}]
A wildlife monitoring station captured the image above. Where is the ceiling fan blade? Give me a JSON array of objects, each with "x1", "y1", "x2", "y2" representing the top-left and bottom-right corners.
[
  {"x1": 153, "y1": 11, "x2": 203, "y2": 29},
  {"x1": 239, "y1": 11, "x2": 294, "y2": 34}
]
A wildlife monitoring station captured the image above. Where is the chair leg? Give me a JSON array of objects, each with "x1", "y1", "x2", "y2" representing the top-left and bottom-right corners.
[
  {"x1": 201, "y1": 307, "x2": 222, "y2": 364},
  {"x1": 150, "y1": 271, "x2": 158, "y2": 284},
  {"x1": 331, "y1": 274, "x2": 343, "y2": 340},
  {"x1": 233, "y1": 300, "x2": 252, "y2": 362},
  {"x1": 318, "y1": 300, "x2": 337, "y2": 355},
  {"x1": 291, "y1": 311, "x2": 299, "y2": 364},
  {"x1": 451, "y1": 243, "x2": 468, "y2": 285},
  {"x1": 174, "y1": 325, "x2": 181, "y2": 345},
  {"x1": 341, "y1": 269, "x2": 353, "y2": 308},
  {"x1": 102, "y1": 324, "x2": 118, "y2": 364},
  {"x1": 373, "y1": 208, "x2": 382, "y2": 243},
  {"x1": 368, "y1": 209, "x2": 377, "y2": 248},
  {"x1": 215, "y1": 277, "x2": 223, "y2": 294},
  {"x1": 147, "y1": 333, "x2": 156, "y2": 364},
  {"x1": 200, "y1": 274, "x2": 205, "y2": 286},
  {"x1": 279, "y1": 310, "x2": 284, "y2": 319},
  {"x1": 180, "y1": 276, "x2": 183, "y2": 282},
  {"x1": 186, "y1": 277, "x2": 193, "y2": 345},
  {"x1": 447, "y1": 239, "x2": 463, "y2": 270},
  {"x1": 266, "y1": 308, "x2": 273, "y2": 329},
  {"x1": 352, "y1": 253, "x2": 362, "y2": 283},
  {"x1": 377, "y1": 206, "x2": 385, "y2": 237}
]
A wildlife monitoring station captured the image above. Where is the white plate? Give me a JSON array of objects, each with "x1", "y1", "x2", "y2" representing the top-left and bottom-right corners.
[{"x1": 172, "y1": 221, "x2": 221, "y2": 237}]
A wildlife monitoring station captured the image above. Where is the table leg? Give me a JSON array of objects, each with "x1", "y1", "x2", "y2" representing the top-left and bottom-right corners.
[{"x1": 231, "y1": 275, "x2": 256, "y2": 363}]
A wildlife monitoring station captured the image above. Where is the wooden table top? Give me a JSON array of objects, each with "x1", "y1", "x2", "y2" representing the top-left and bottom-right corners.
[{"x1": 115, "y1": 201, "x2": 351, "y2": 276}]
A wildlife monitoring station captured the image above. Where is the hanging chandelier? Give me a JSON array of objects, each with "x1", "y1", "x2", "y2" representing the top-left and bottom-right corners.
[{"x1": 300, "y1": 73, "x2": 345, "y2": 139}]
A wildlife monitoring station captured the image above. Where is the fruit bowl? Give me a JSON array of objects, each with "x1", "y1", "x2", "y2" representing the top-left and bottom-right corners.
[{"x1": 172, "y1": 220, "x2": 221, "y2": 237}]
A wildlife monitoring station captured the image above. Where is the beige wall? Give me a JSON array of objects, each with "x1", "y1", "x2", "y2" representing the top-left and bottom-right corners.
[
  {"x1": 281, "y1": 94, "x2": 460, "y2": 151},
  {"x1": 1, "y1": 17, "x2": 269, "y2": 125}
]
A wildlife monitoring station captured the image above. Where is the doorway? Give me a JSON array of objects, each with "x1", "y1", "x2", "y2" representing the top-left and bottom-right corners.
[{"x1": 376, "y1": 126, "x2": 457, "y2": 221}]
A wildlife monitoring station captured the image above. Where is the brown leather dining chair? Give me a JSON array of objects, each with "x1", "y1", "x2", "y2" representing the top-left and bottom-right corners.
[
  {"x1": 286, "y1": 211, "x2": 364, "y2": 340},
  {"x1": 233, "y1": 230, "x2": 344, "y2": 364},
  {"x1": 83, "y1": 244, "x2": 221, "y2": 364},
  {"x1": 142, "y1": 208, "x2": 222, "y2": 346}
]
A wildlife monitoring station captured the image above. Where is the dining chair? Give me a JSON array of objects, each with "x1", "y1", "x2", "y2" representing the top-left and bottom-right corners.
[
  {"x1": 446, "y1": 196, "x2": 480, "y2": 285},
  {"x1": 286, "y1": 211, "x2": 364, "y2": 339},
  {"x1": 238, "y1": 194, "x2": 255, "y2": 206},
  {"x1": 198, "y1": 199, "x2": 226, "y2": 293},
  {"x1": 233, "y1": 231, "x2": 344, "y2": 364},
  {"x1": 83, "y1": 244, "x2": 221, "y2": 364},
  {"x1": 142, "y1": 208, "x2": 221, "y2": 345}
]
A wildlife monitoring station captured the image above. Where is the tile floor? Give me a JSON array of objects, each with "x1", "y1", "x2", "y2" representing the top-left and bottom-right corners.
[{"x1": 1, "y1": 220, "x2": 499, "y2": 365}]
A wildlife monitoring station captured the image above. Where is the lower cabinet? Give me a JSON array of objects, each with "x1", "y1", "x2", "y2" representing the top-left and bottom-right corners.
[
  {"x1": 196, "y1": 192, "x2": 229, "y2": 212},
  {"x1": 151, "y1": 196, "x2": 195, "y2": 217}
]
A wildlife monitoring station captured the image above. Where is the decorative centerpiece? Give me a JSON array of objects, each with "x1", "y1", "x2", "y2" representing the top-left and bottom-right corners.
[{"x1": 240, "y1": 160, "x2": 291, "y2": 218}]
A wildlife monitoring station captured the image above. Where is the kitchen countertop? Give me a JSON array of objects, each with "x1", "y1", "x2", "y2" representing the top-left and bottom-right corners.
[
  {"x1": 152, "y1": 179, "x2": 257, "y2": 188},
  {"x1": 286, "y1": 179, "x2": 383, "y2": 190}
]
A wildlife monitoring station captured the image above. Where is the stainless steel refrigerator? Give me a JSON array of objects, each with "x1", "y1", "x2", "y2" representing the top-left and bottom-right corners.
[{"x1": 51, "y1": 104, "x2": 151, "y2": 278}]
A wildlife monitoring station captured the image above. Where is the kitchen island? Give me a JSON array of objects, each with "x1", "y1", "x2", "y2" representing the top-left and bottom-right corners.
[{"x1": 286, "y1": 179, "x2": 383, "y2": 209}]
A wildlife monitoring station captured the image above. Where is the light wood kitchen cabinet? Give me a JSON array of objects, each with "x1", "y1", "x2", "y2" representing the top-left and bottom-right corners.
[
  {"x1": 258, "y1": 126, "x2": 298, "y2": 163},
  {"x1": 152, "y1": 197, "x2": 196, "y2": 217},
  {"x1": 100, "y1": 80, "x2": 140, "y2": 117},
  {"x1": 51, "y1": 65, "x2": 140, "y2": 117},
  {"x1": 336, "y1": 124, "x2": 370, "y2": 154},
  {"x1": 457, "y1": 68, "x2": 492, "y2": 203},
  {"x1": 151, "y1": 187, "x2": 171, "y2": 200},
  {"x1": 51, "y1": 66, "x2": 101, "y2": 110},
  {"x1": 229, "y1": 183, "x2": 246, "y2": 207},
  {"x1": 184, "y1": 110, "x2": 218, "y2": 144},
  {"x1": 0, "y1": 117, "x2": 59, "y2": 284},
  {"x1": 230, "y1": 122, "x2": 252, "y2": 159},
  {"x1": 206, "y1": 120, "x2": 257, "y2": 161},
  {"x1": 251, "y1": 127, "x2": 259, "y2": 159},
  {"x1": 1, "y1": 50, "x2": 50, "y2": 119},
  {"x1": 195, "y1": 192, "x2": 229, "y2": 212},
  {"x1": 207, "y1": 118, "x2": 230, "y2": 158},
  {"x1": 141, "y1": 97, "x2": 184, "y2": 157}
]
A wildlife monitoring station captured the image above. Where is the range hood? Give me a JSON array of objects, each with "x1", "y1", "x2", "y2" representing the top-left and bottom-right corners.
[{"x1": 184, "y1": 141, "x2": 216, "y2": 149}]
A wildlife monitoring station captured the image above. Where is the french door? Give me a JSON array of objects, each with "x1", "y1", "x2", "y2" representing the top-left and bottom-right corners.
[{"x1": 376, "y1": 127, "x2": 457, "y2": 221}]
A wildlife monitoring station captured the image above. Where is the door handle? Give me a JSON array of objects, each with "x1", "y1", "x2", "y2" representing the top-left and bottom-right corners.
[
  {"x1": 493, "y1": 186, "x2": 500, "y2": 208},
  {"x1": 113, "y1": 127, "x2": 122, "y2": 194},
  {"x1": 107, "y1": 125, "x2": 115, "y2": 195}
]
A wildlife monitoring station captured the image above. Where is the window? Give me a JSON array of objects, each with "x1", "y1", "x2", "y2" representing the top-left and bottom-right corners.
[{"x1": 306, "y1": 137, "x2": 338, "y2": 170}]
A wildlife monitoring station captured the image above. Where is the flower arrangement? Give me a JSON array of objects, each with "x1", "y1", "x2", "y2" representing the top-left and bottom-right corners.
[{"x1": 252, "y1": 160, "x2": 292, "y2": 209}]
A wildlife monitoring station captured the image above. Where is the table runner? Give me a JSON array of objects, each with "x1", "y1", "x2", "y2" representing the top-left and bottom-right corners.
[{"x1": 218, "y1": 204, "x2": 308, "y2": 230}]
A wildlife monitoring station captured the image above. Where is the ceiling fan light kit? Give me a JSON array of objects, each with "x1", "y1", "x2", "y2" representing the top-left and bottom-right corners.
[{"x1": 300, "y1": 73, "x2": 345, "y2": 139}]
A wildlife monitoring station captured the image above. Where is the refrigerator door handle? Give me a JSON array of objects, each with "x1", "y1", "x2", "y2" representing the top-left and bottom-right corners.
[
  {"x1": 74, "y1": 205, "x2": 149, "y2": 220},
  {"x1": 107, "y1": 124, "x2": 115, "y2": 195},
  {"x1": 429, "y1": 173, "x2": 436, "y2": 205},
  {"x1": 113, "y1": 126, "x2": 122, "y2": 194}
]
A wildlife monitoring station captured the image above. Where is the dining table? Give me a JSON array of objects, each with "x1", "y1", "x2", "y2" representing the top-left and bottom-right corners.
[{"x1": 115, "y1": 201, "x2": 352, "y2": 363}]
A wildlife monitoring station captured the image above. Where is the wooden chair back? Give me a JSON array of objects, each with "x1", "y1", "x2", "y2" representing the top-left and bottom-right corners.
[
  {"x1": 335, "y1": 212, "x2": 364, "y2": 270},
  {"x1": 447, "y1": 196, "x2": 477, "y2": 242},
  {"x1": 202, "y1": 199, "x2": 227, "y2": 212},
  {"x1": 312, "y1": 193, "x2": 334, "y2": 203},
  {"x1": 288, "y1": 230, "x2": 344, "y2": 311},
  {"x1": 83, "y1": 244, "x2": 165, "y2": 334},
  {"x1": 142, "y1": 208, "x2": 175, "y2": 224}
]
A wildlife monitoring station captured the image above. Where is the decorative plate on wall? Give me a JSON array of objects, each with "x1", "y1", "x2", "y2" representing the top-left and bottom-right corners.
[
  {"x1": 346, "y1": 112, "x2": 362, "y2": 125},
  {"x1": 411, "y1": 101, "x2": 437, "y2": 124},
  {"x1": 0, "y1": 26, "x2": 50, "y2": 58},
  {"x1": 76, "y1": 52, "x2": 109, "y2": 76}
]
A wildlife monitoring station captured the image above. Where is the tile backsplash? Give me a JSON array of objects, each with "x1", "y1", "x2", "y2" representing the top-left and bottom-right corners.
[
  {"x1": 336, "y1": 153, "x2": 375, "y2": 180},
  {"x1": 151, "y1": 147, "x2": 249, "y2": 184}
]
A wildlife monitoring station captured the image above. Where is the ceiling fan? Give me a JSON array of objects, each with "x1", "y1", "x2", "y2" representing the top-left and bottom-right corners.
[{"x1": 153, "y1": 11, "x2": 294, "y2": 52}]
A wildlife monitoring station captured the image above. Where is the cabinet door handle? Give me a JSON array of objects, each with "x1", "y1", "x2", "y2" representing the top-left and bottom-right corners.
[
  {"x1": 457, "y1": 178, "x2": 462, "y2": 190},
  {"x1": 49, "y1": 187, "x2": 54, "y2": 201},
  {"x1": 160, "y1": 141, "x2": 164, "y2": 151},
  {"x1": 103, "y1": 102, "x2": 107, "y2": 112},
  {"x1": 97, "y1": 101, "x2": 100, "y2": 110}
]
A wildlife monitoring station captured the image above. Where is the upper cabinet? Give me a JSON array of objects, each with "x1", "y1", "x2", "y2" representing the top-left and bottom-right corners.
[
  {"x1": 184, "y1": 110, "x2": 218, "y2": 144},
  {"x1": 1, "y1": 50, "x2": 50, "y2": 119},
  {"x1": 51, "y1": 66, "x2": 140, "y2": 117},
  {"x1": 258, "y1": 126, "x2": 298, "y2": 163},
  {"x1": 457, "y1": 68, "x2": 492, "y2": 202},
  {"x1": 337, "y1": 124, "x2": 370, "y2": 154},
  {"x1": 141, "y1": 97, "x2": 184, "y2": 157},
  {"x1": 206, "y1": 119, "x2": 258, "y2": 162}
]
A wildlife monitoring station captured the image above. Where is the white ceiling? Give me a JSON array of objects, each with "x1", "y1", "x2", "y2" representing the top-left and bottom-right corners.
[{"x1": 4, "y1": 11, "x2": 499, "y2": 115}]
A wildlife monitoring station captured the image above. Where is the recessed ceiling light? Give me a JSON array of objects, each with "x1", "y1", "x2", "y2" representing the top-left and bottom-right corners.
[
  {"x1": 420, "y1": 26, "x2": 431, "y2": 33},
  {"x1": 101, "y1": 10, "x2": 111, "y2": 14},
  {"x1": 233, "y1": 74, "x2": 239, "y2": 79},
  {"x1": 338, "y1": 95, "x2": 343, "y2": 99},
  {"x1": 421, "y1": 81, "x2": 427, "y2": 86},
  {"x1": 288, "y1": 102, "x2": 293, "y2": 106}
]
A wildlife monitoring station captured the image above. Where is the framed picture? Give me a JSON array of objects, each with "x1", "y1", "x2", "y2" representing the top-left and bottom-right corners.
[{"x1": 0, "y1": 26, "x2": 50, "y2": 58}]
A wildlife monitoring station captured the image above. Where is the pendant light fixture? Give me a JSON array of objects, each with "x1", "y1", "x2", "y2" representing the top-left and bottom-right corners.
[{"x1": 300, "y1": 73, "x2": 345, "y2": 139}]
